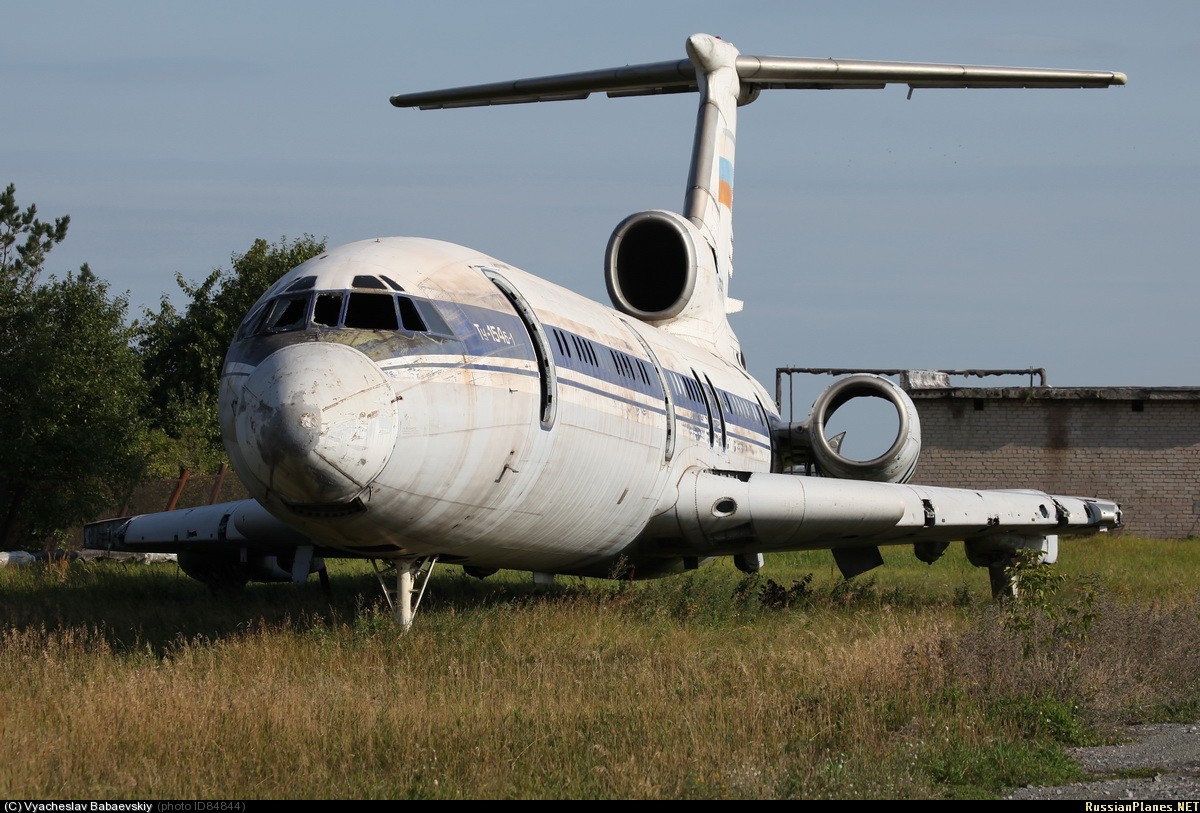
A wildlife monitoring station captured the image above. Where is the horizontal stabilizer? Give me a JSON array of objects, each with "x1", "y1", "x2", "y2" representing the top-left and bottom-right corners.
[{"x1": 391, "y1": 48, "x2": 1125, "y2": 109}]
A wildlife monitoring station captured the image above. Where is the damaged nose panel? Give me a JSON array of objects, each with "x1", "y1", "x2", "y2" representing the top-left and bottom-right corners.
[{"x1": 233, "y1": 342, "x2": 398, "y2": 506}]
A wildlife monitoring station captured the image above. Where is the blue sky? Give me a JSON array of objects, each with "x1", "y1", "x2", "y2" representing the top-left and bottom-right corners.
[{"x1": 4, "y1": 1, "x2": 1196, "y2": 417}]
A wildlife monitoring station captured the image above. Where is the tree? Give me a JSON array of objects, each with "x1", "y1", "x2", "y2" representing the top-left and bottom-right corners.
[
  {"x1": 0, "y1": 184, "x2": 147, "y2": 548},
  {"x1": 137, "y1": 235, "x2": 327, "y2": 468},
  {"x1": 0, "y1": 183, "x2": 69, "y2": 293}
]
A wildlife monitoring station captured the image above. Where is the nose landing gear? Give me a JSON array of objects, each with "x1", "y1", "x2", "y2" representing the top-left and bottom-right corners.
[{"x1": 371, "y1": 555, "x2": 440, "y2": 631}]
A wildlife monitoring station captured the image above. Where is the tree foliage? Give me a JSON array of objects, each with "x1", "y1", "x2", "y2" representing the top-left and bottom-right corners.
[
  {"x1": 137, "y1": 235, "x2": 326, "y2": 469},
  {"x1": 0, "y1": 185, "x2": 146, "y2": 548},
  {"x1": 0, "y1": 183, "x2": 70, "y2": 293},
  {"x1": 0, "y1": 184, "x2": 328, "y2": 545}
]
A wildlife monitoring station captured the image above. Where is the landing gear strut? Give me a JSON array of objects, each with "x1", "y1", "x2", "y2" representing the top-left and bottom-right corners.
[
  {"x1": 966, "y1": 535, "x2": 1057, "y2": 600},
  {"x1": 371, "y1": 556, "x2": 439, "y2": 631},
  {"x1": 987, "y1": 559, "x2": 1019, "y2": 600}
]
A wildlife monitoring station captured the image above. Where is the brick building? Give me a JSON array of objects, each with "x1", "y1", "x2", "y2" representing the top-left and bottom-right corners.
[{"x1": 778, "y1": 369, "x2": 1200, "y2": 540}]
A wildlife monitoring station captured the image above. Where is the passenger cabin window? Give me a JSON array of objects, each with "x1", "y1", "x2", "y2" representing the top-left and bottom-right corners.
[
  {"x1": 569, "y1": 335, "x2": 599, "y2": 366},
  {"x1": 636, "y1": 360, "x2": 651, "y2": 386},
  {"x1": 552, "y1": 329, "x2": 570, "y2": 358}
]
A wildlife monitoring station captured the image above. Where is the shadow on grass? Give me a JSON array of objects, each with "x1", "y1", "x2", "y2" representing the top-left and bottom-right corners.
[
  {"x1": 1, "y1": 554, "x2": 986, "y2": 656},
  {"x1": 0, "y1": 558, "x2": 591, "y2": 655}
]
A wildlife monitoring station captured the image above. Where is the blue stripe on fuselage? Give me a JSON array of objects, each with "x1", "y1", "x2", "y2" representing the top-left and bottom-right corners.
[{"x1": 380, "y1": 297, "x2": 771, "y2": 449}]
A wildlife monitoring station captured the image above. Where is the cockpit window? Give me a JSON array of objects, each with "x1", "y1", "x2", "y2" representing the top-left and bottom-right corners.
[
  {"x1": 414, "y1": 299, "x2": 452, "y2": 335},
  {"x1": 285, "y1": 275, "x2": 317, "y2": 292},
  {"x1": 351, "y1": 275, "x2": 388, "y2": 290},
  {"x1": 344, "y1": 292, "x2": 399, "y2": 330},
  {"x1": 265, "y1": 295, "x2": 309, "y2": 332},
  {"x1": 245, "y1": 288, "x2": 456, "y2": 338},
  {"x1": 397, "y1": 297, "x2": 426, "y2": 332},
  {"x1": 313, "y1": 293, "x2": 344, "y2": 327},
  {"x1": 240, "y1": 303, "x2": 268, "y2": 339},
  {"x1": 381, "y1": 275, "x2": 406, "y2": 292}
]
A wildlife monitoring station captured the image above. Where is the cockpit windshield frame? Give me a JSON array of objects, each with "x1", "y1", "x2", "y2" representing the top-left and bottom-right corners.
[{"x1": 240, "y1": 286, "x2": 455, "y2": 340}]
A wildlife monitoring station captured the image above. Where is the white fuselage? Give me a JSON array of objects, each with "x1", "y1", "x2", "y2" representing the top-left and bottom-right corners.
[{"x1": 219, "y1": 237, "x2": 775, "y2": 578}]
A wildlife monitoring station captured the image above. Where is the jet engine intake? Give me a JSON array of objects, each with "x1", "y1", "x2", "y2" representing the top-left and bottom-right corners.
[
  {"x1": 777, "y1": 374, "x2": 922, "y2": 484},
  {"x1": 605, "y1": 210, "x2": 710, "y2": 321}
]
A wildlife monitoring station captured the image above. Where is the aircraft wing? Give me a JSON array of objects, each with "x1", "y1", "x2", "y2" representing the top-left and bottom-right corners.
[
  {"x1": 84, "y1": 499, "x2": 312, "y2": 556},
  {"x1": 662, "y1": 469, "x2": 1120, "y2": 578},
  {"x1": 390, "y1": 54, "x2": 1125, "y2": 109}
]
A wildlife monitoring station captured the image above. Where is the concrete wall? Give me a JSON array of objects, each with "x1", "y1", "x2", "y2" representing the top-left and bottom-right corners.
[{"x1": 906, "y1": 387, "x2": 1200, "y2": 540}]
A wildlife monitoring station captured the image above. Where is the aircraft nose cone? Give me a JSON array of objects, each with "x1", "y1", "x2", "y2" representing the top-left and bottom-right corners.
[{"x1": 233, "y1": 342, "x2": 398, "y2": 505}]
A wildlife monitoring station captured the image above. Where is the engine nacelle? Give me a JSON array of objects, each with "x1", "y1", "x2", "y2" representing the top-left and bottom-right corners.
[
  {"x1": 776, "y1": 374, "x2": 922, "y2": 484},
  {"x1": 86, "y1": 500, "x2": 326, "y2": 593},
  {"x1": 605, "y1": 210, "x2": 713, "y2": 322},
  {"x1": 178, "y1": 550, "x2": 326, "y2": 592}
]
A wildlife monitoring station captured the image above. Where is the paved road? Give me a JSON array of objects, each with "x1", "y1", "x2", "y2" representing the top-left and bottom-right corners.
[{"x1": 1006, "y1": 723, "x2": 1200, "y2": 800}]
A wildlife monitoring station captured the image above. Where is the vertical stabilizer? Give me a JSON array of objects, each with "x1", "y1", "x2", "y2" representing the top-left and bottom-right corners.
[
  {"x1": 390, "y1": 33, "x2": 1125, "y2": 368},
  {"x1": 626, "y1": 33, "x2": 746, "y2": 364},
  {"x1": 601, "y1": 34, "x2": 747, "y2": 367},
  {"x1": 683, "y1": 34, "x2": 741, "y2": 308}
]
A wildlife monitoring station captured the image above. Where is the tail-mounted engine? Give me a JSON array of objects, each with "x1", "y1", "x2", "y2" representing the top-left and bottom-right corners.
[
  {"x1": 605, "y1": 210, "x2": 714, "y2": 322},
  {"x1": 774, "y1": 374, "x2": 921, "y2": 484}
]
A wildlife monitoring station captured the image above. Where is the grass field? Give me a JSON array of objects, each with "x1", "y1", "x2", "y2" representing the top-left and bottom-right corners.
[{"x1": 0, "y1": 534, "x2": 1196, "y2": 799}]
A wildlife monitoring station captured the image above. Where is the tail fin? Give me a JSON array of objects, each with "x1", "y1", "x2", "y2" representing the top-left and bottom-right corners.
[
  {"x1": 604, "y1": 34, "x2": 746, "y2": 365},
  {"x1": 391, "y1": 35, "x2": 1124, "y2": 365},
  {"x1": 682, "y1": 34, "x2": 742, "y2": 316}
]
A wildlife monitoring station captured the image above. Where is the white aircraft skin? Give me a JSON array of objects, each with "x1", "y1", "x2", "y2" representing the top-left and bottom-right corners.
[
  {"x1": 220, "y1": 236, "x2": 771, "y2": 574},
  {"x1": 85, "y1": 34, "x2": 1126, "y2": 628}
]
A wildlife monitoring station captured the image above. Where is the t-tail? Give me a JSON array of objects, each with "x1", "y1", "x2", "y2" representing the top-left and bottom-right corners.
[
  {"x1": 391, "y1": 33, "x2": 1123, "y2": 369},
  {"x1": 393, "y1": 33, "x2": 750, "y2": 364}
]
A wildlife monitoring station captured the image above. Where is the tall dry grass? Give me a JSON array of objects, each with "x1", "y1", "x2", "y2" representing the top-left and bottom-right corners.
[{"x1": 0, "y1": 534, "x2": 1196, "y2": 799}]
